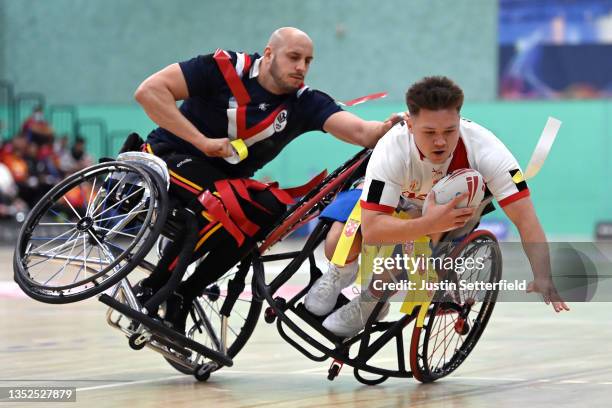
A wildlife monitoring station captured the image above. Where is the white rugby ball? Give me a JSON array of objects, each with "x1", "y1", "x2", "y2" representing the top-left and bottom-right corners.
[{"x1": 422, "y1": 169, "x2": 485, "y2": 214}]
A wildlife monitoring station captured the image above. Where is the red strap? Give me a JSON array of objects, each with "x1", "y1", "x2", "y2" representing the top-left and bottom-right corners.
[
  {"x1": 195, "y1": 171, "x2": 329, "y2": 246},
  {"x1": 242, "y1": 179, "x2": 295, "y2": 205},
  {"x1": 229, "y1": 179, "x2": 270, "y2": 214},
  {"x1": 237, "y1": 104, "x2": 284, "y2": 139},
  {"x1": 214, "y1": 180, "x2": 260, "y2": 237},
  {"x1": 213, "y1": 49, "x2": 251, "y2": 106},
  {"x1": 198, "y1": 190, "x2": 245, "y2": 246},
  {"x1": 283, "y1": 170, "x2": 328, "y2": 198}
]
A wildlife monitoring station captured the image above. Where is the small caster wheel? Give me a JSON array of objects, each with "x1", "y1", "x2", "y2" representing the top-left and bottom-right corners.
[
  {"x1": 264, "y1": 306, "x2": 276, "y2": 324},
  {"x1": 327, "y1": 360, "x2": 343, "y2": 381},
  {"x1": 328, "y1": 364, "x2": 341, "y2": 381},
  {"x1": 128, "y1": 332, "x2": 148, "y2": 350},
  {"x1": 194, "y1": 363, "x2": 214, "y2": 382}
]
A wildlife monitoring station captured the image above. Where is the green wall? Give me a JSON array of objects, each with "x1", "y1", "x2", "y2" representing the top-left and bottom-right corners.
[
  {"x1": 69, "y1": 100, "x2": 610, "y2": 237},
  {"x1": 0, "y1": 0, "x2": 497, "y2": 104},
  {"x1": 1, "y1": 0, "x2": 608, "y2": 236}
]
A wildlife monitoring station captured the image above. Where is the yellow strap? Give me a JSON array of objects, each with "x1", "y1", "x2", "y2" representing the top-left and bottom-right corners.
[
  {"x1": 330, "y1": 203, "x2": 362, "y2": 267},
  {"x1": 359, "y1": 210, "x2": 435, "y2": 327},
  {"x1": 399, "y1": 235, "x2": 437, "y2": 328},
  {"x1": 230, "y1": 139, "x2": 249, "y2": 161}
]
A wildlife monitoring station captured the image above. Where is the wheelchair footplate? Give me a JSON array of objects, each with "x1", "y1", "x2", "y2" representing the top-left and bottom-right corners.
[{"x1": 99, "y1": 293, "x2": 233, "y2": 368}]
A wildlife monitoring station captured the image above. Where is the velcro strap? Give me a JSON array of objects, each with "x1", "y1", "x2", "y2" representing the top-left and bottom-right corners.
[
  {"x1": 195, "y1": 170, "x2": 329, "y2": 246},
  {"x1": 242, "y1": 179, "x2": 295, "y2": 205},
  {"x1": 197, "y1": 190, "x2": 245, "y2": 246},
  {"x1": 214, "y1": 180, "x2": 260, "y2": 237},
  {"x1": 229, "y1": 179, "x2": 271, "y2": 214}
]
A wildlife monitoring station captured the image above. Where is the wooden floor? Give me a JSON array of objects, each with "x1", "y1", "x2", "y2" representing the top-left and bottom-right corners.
[{"x1": 2, "y1": 244, "x2": 612, "y2": 408}]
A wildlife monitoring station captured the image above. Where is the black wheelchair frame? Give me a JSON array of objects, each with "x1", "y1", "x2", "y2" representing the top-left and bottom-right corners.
[{"x1": 13, "y1": 147, "x2": 502, "y2": 384}]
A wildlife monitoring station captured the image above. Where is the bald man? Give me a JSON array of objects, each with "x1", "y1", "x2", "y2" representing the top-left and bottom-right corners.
[{"x1": 133, "y1": 27, "x2": 399, "y2": 333}]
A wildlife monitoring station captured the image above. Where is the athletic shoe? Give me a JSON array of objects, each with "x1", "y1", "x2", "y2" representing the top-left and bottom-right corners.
[
  {"x1": 304, "y1": 262, "x2": 358, "y2": 316},
  {"x1": 322, "y1": 291, "x2": 389, "y2": 338}
]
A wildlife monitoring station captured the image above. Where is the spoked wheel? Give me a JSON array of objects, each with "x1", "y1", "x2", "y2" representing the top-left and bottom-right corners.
[
  {"x1": 410, "y1": 230, "x2": 502, "y2": 382},
  {"x1": 163, "y1": 263, "x2": 262, "y2": 376},
  {"x1": 14, "y1": 161, "x2": 168, "y2": 303}
]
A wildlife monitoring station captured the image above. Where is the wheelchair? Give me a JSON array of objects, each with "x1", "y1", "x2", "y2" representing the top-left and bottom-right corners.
[{"x1": 13, "y1": 145, "x2": 502, "y2": 385}]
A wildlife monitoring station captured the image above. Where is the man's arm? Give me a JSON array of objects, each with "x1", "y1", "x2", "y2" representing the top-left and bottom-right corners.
[
  {"x1": 134, "y1": 63, "x2": 232, "y2": 158},
  {"x1": 502, "y1": 196, "x2": 570, "y2": 312},
  {"x1": 323, "y1": 111, "x2": 402, "y2": 148},
  {"x1": 361, "y1": 193, "x2": 474, "y2": 244}
]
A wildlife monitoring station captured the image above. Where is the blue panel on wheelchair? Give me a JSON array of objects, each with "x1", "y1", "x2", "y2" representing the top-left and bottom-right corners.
[{"x1": 319, "y1": 189, "x2": 362, "y2": 222}]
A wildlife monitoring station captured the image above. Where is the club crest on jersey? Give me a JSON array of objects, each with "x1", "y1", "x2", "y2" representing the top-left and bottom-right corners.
[
  {"x1": 274, "y1": 109, "x2": 288, "y2": 132},
  {"x1": 432, "y1": 168, "x2": 444, "y2": 183},
  {"x1": 344, "y1": 218, "x2": 360, "y2": 237}
]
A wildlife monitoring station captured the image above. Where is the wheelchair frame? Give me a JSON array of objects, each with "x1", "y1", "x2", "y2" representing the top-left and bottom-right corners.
[{"x1": 14, "y1": 147, "x2": 502, "y2": 385}]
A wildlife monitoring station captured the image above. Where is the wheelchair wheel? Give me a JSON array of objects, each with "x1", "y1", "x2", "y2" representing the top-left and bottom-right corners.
[
  {"x1": 410, "y1": 230, "x2": 502, "y2": 382},
  {"x1": 14, "y1": 161, "x2": 168, "y2": 303},
  {"x1": 164, "y1": 264, "x2": 262, "y2": 374}
]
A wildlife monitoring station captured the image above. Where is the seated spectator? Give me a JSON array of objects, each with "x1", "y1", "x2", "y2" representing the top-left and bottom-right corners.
[
  {"x1": 21, "y1": 105, "x2": 54, "y2": 146},
  {"x1": 59, "y1": 137, "x2": 93, "y2": 175},
  {"x1": 54, "y1": 135, "x2": 69, "y2": 157},
  {"x1": 37, "y1": 139, "x2": 63, "y2": 181}
]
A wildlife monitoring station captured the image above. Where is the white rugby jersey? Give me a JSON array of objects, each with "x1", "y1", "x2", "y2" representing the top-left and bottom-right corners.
[{"x1": 360, "y1": 118, "x2": 529, "y2": 213}]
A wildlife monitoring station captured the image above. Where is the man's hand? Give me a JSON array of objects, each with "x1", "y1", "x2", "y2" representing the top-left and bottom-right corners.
[
  {"x1": 198, "y1": 137, "x2": 234, "y2": 158},
  {"x1": 422, "y1": 192, "x2": 475, "y2": 233},
  {"x1": 527, "y1": 278, "x2": 570, "y2": 312},
  {"x1": 380, "y1": 112, "x2": 407, "y2": 134}
]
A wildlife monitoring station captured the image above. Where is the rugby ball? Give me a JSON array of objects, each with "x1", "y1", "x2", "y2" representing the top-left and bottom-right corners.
[{"x1": 422, "y1": 169, "x2": 485, "y2": 214}]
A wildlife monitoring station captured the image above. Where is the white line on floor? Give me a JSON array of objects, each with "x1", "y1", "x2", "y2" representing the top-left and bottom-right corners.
[{"x1": 76, "y1": 375, "x2": 229, "y2": 393}]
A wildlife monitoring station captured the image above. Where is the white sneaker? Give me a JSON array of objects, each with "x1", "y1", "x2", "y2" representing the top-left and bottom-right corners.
[
  {"x1": 322, "y1": 291, "x2": 389, "y2": 338},
  {"x1": 304, "y1": 262, "x2": 358, "y2": 316}
]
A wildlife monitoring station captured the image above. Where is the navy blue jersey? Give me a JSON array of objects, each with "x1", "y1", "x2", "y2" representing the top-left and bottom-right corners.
[{"x1": 147, "y1": 49, "x2": 343, "y2": 178}]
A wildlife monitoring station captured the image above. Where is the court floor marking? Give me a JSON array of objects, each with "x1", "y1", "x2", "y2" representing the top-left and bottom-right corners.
[
  {"x1": 69, "y1": 369, "x2": 612, "y2": 393},
  {"x1": 75, "y1": 375, "x2": 229, "y2": 393}
]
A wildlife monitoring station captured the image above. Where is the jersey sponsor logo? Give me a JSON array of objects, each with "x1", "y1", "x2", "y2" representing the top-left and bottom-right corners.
[
  {"x1": 509, "y1": 169, "x2": 528, "y2": 191},
  {"x1": 409, "y1": 179, "x2": 420, "y2": 192},
  {"x1": 273, "y1": 109, "x2": 288, "y2": 132}
]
